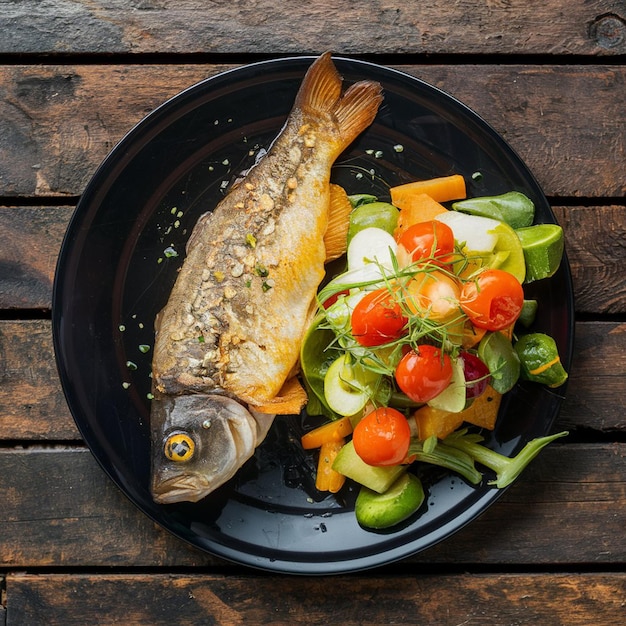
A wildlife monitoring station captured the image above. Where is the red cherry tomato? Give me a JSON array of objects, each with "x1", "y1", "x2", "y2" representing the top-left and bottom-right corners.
[
  {"x1": 351, "y1": 288, "x2": 408, "y2": 347},
  {"x1": 395, "y1": 345, "x2": 453, "y2": 403},
  {"x1": 459, "y1": 350, "x2": 490, "y2": 400},
  {"x1": 352, "y1": 407, "x2": 411, "y2": 466},
  {"x1": 397, "y1": 220, "x2": 455, "y2": 265},
  {"x1": 459, "y1": 269, "x2": 524, "y2": 331}
]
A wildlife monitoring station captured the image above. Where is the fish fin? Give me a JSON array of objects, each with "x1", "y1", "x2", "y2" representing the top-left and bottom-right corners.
[
  {"x1": 296, "y1": 52, "x2": 383, "y2": 152},
  {"x1": 295, "y1": 51, "x2": 343, "y2": 114},
  {"x1": 334, "y1": 79, "x2": 383, "y2": 148},
  {"x1": 250, "y1": 377, "x2": 308, "y2": 415},
  {"x1": 324, "y1": 183, "x2": 352, "y2": 262}
]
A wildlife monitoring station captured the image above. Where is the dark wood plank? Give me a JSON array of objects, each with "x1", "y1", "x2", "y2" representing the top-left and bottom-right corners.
[
  {"x1": 559, "y1": 321, "x2": 626, "y2": 432},
  {"x1": 1, "y1": 320, "x2": 623, "y2": 440},
  {"x1": 554, "y1": 205, "x2": 626, "y2": 315},
  {"x1": 1, "y1": 443, "x2": 624, "y2": 568},
  {"x1": 0, "y1": 320, "x2": 76, "y2": 440},
  {"x1": 0, "y1": 65, "x2": 624, "y2": 198},
  {"x1": 6, "y1": 572, "x2": 626, "y2": 625},
  {"x1": 2, "y1": 0, "x2": 625, "y2": 56},
  {"x1": 0, "y1": 207, "x2": 73, "y2": 310},
  {"x1": 2, "y1": 205, "x2": 624, "y2": 314}
]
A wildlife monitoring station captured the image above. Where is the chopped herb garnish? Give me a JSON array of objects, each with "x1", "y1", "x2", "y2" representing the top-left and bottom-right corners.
[
  {"x1": 138, "y1": 344, "x2": 150, "y2": 353},
  {"x1": 198, "y1": 335, "x2": 205, "y2": 343},
  {"x1": 246, "y1": 233, "x2": 257, "y2": 248},
  {"x1": 255, "y1": 263, "x2": 269, "y2": 277},
  {"x1": 147, "y1": 393, "x2": 154, "y2": 400},
  {"x1": 122, "y1": 382, "x2": 131, "y2": 389},
  {"x1": 118, "y1": 324, "x2": 126, "y2": 332},
  {"x1": 262, "y1": 281, "x2": 273, "y2": 292},
  {"x1": 164, "y1": 246, "x2": 178, "y2": 258},
  {"x1": 126, "y1": 361, "x2": 138, "y2": 371}
]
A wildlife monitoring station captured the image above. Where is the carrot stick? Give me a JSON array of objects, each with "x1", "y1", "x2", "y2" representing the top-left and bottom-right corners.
[
  {"x1": 301, "y1": 415, "x2": 353, "y2": 450},
  {"x1": 390, "y1": 174, "x2": 467, "y2": 206},
  {"x1": 392, "y1": 193, "x2": 449, "y2": 239},
  {"x1": 315, "y1": 439, "x2": 346, "y2": 493}
]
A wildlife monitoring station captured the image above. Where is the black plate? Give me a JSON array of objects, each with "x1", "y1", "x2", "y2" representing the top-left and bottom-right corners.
[{"x1": 52, "y1": 56, "x2": 574, "y2": 574}]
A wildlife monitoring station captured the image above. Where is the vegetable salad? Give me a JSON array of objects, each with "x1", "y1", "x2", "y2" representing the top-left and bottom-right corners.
[{"x1": 300, "y1": 174, "x2": 569, "y2": 530}]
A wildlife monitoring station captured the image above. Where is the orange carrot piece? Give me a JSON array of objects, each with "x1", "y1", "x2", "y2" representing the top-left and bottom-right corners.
[
  {"x1": 301, "y1": 416, "x2": 353, "y2": 450},
  {"x1": 390, "y1": 174, "x2": 467, "y2": 205},
  {"x1": 461, "y1": 322, "x2": 487, "y2": 349},
  {"x1": 412, "y1": 405, "x2": 465, "y2": 441},
  {"x1": 459, "y1": 385, "x2": 502, "y2": 430},
  {"x1": 412, "y1": 384, "x2": 503, "y2": 441},
  {"x1": 500, "y1": 323, "x2": 515, "y2": 341},
  {"x1": 392, "y1": 193, "x2": 449, "y2": 239},
  {"x1": 315, "y1": 439, "x2": 346, "y2": 493}
]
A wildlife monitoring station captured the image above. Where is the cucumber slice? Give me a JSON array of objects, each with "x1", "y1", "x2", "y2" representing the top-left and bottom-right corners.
[
  {"x1": 427, "y1": 356, "x2": 466, "y2": 413},
  {"x1": 323, "y1": 354, "x2": 379, "y2": 417},
  {"x1": 355, "y1": 473, "x2": 425, "y2": 529},
  {"x1": 332, "y1": 440, "x2": 405, "y2": 493}
]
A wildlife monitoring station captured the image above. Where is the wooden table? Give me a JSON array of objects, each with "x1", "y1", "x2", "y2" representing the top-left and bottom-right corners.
[{"x1": 1, "y1": 2, "x2": 625, "y2": 624}]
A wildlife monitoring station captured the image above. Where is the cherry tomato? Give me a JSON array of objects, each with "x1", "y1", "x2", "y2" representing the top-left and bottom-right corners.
[
  {"x1": 406, "y1": 269, "x2": 462, "y2": 324},
  {"x1": 351, "y1": 288, "x2": 407, "y2": 347},
  {"x1": 459, "y1": 350, "x2": 490, "y2": 400},
  {"x1": 397, "y1": 220, "x2": 455, "y2": 265},
  {"x1": 459, "y1": 269, "x2": 524, "y2": 331},
  {"x1": 352, "y1": 407, "x2": 411, "y2": 466},
  {"x1": 395, "y1": 345, "x2": 453, "y2": 403}
]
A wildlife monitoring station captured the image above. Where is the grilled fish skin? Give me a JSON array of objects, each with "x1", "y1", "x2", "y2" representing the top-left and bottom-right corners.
[{"x1": 151, "y1": 53, "x2": 383, "y2": 504}]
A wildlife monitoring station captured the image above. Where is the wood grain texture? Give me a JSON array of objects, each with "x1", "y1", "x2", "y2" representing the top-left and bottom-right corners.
[
  {"x1": 1, "y1": 443, "x2": 624, "y2": 568},
  {"x1": 1, "y1": 0, "x2": 625, "y2": 56},
  {"x1": 554, "y1": 205, "x2": 626, "y2": 315},
  {"x1": 0, "y1": 207, "x2": 72, "y2": 310},
  {"x1": 5, "y1": 572, "x2": 626, "y2": 625},
  {"x1": 1, "y1": 320, "x2": 624, "y2": 441},
  {"x1": 0, "y1": 321, "x2": 75, "y2": 440},
  {"x1": 0, "y1": 65, "x2": 624, "y2": 198}
]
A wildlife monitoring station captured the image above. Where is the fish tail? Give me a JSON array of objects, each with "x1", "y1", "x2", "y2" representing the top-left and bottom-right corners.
[{"x1": 296, "y1": 51, "x2": 383, "y2": 152}]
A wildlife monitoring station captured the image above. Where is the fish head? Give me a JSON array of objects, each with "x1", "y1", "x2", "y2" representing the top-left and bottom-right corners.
[{"x1": 150, "y1": 392, "x2": 266, "y2": 504}]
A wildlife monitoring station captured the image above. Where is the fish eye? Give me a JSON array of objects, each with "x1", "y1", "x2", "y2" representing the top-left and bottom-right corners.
[{"x1": 164, "y1": 432, "x2": 195, "y2": 462}]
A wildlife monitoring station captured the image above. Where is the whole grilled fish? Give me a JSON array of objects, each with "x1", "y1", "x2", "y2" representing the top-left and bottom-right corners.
[{"x1": 150, "y1": 52, "x2": 383, "y2": 504}]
